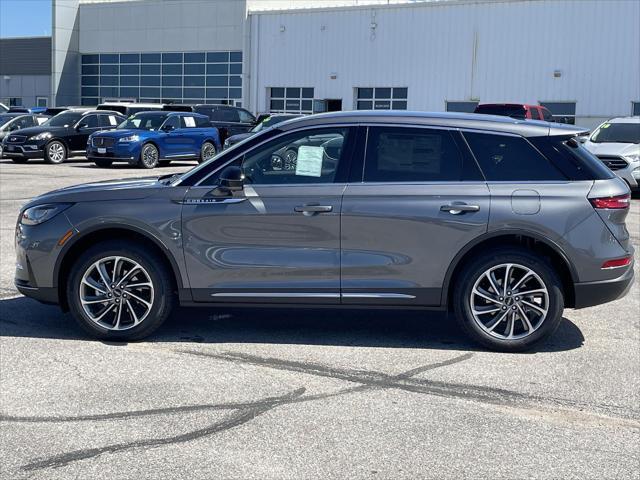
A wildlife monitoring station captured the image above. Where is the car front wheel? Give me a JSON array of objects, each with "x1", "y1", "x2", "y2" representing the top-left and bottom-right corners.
[
  {"x1": 44, "y1": 141, "x2": 67, "y2": 164},
  {"x1": 138, "y1": 143, "x2": 159, "y2": 169},
  {"x1": 453, "y1": 248, "x2": 564, "y2": 352},
  {"x1": 67, "y1": 240, "x2": 175, "y2": 340}
]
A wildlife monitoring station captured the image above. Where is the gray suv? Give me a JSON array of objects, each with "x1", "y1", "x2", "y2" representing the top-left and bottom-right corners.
[{"x1": 15, "y1": 111, "x2": 634, "y2": 351}]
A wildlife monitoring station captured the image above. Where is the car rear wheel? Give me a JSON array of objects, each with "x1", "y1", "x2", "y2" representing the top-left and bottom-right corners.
[
  {"x1": 453, "y1": 248, "x2": 564, "y2": 352},
  {"x1": 138, "y1": 143, "x2": 159, "y2": 169},
  {"x1": 44, "y1": 141, "x2": 67, "y2": 164},
  {"x1": 67, "y1": 240, "x2": 175, "y2": 340},
  {"x1": 94, "y1": 159, "x2": 112, "y2": 168},
  {"x1": 199, "y1": 141, "x2": 216, "y2": 163}
]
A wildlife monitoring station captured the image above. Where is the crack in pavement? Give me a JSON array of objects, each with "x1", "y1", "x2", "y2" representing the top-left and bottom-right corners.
[{"x1": 11, "y1": 352, "x2": 473, "y2": 472}]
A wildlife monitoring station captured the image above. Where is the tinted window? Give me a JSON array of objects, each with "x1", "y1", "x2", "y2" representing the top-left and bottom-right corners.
[
  {"x1": 590, "y1": 122, "x2": 640, "y2": 144},
  {"x1": 81, "y1": 115, "x2": 100, "y2": 128},
  {"x1": 238, "y1": 109, "x2": 255, "y2": 123},
  {"x1": 120, "y1": 113, "x2": 167, "y2": 130},
  {"x1": 212, "y1": 108, "x2": 240, "y2": 122},
  {"x1": 464, "y1": 132, "x2": 566, "y2": 181},
  {"x1": 14, "y1": 116, "x2": 34, "y2": 129},
  {"x1": 475, "y1": 105, "x2": 527, "y2": 119},
  {"x1": 195, "y1": 116, "x2": 210, "y2": 128},
  {"x1": 99, "y1": 114, "x2": 121, "y2": 127},
  {"x1": 364, "y1": 127, "x2": 463, "y2": 182},
  {"x1": 163, "y1": 116, "x2": 180, "y2": 130},
  {"x1": 242, "y1": 128, "x2": 349, "y2": 185},
  {"x1": 44, "y1": 112, "x2": 84, "y2": 127},
  {"x1": 541, "y1": 108, "x2": 554, "y2": 122}
]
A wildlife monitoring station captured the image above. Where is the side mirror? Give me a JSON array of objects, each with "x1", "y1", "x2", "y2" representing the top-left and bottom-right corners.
[
  {"x1": 218, "y1": 166, "x2": 245, "y2": 192},
  {"x1": 77, "y1": 122, "x2": 89, "y2": 130},
  {"x1": 578, "y1": 136, "x2": 588, "y2": 144}
]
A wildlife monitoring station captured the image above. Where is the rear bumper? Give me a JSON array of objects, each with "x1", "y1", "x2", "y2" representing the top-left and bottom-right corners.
[{"x1": 573, "y1": 265, "x2": 634, "y2": 309}]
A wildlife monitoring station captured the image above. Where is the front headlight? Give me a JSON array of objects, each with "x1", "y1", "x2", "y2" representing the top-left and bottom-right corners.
[
  {"x1": 118, "y1": 135, "x2": 139, "y2": 143},
  {"x1": 224, "y1": 139, "x2": 231, "y2": 147},
  {"x1": 20, "y1": 203, "x2": 73, "y2": 226},
  {"x1": 29, "y1": 132, "x2": 52, "y2": 141},
  {"x1": 624, "y1": 153, "x2": 640, "y2": 163}
]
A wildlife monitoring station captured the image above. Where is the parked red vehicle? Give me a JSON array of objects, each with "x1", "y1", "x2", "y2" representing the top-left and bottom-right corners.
[{"x1": 474, "y1": 103, "x2": 554, "y2": 122}]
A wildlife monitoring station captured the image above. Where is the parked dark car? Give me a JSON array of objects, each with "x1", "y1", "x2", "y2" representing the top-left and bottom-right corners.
[
  {"x1": 87, "y1": 111, "x2": 222, "y2": 169},
  {"x1": 163, "y1": 104, "x2": 256, "y2": 143},
  {"x1": 15, "y1": 111, "x2": 633, "y2": 351},
  {"x1": 1, "y1": 109, "x2": 126, "y2": 164},
  {"x1": 474, "y1": 103, "x2": 555, "y2": 122},
  {"x1": 223, "y1": 114, "x2": 302, "y2": 149},
  {"x1": 0, "y1": 113, "x2": 49, "y2": 157}
]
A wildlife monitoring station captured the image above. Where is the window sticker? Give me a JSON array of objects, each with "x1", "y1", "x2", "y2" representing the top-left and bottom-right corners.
[
  {"x1": 601, "y1": 123, "x2": 610, "y2": 129},
  {"x1": 295, "y1": 146, "x2": 324, "y2": 177},
  {"x1": 36, "y1": 117, "x2": 47, "y2": 125},
  {"x1": 184, "y1": 116, "x2": 196, "y2": 127},
  {"x1": 108, "y1": 115, "x2": 118, "y2": 126}
]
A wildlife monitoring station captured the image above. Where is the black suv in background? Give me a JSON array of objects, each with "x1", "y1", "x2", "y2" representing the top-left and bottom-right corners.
[
  {"x1": 1, "y1": 109, "x2": 126, "y2": 164},
  {"x1": 163, "y1": 104, "x2": 256, "y2": 142},
  {"x1": 0, "y1": 113, "x2": 50, "y2": 157}
]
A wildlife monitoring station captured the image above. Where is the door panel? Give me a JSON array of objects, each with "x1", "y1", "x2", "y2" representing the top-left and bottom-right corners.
[
  {"x1": 182, "y1": 184, "x2": 344, "y2": 303},
  {"x1": 341, "y1": 183, "x2": 490, "y2": 305}
]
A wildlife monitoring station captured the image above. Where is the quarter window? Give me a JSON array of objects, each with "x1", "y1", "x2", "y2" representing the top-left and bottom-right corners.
[
  {"x1": 241, "y1": 128, "x2": 349, "y2": 185},
  {"x1": 463, "y1": 132, "x2": 566, "y2": 181},
  {"x1": 356, "y1": 88, "x2": 407, "y2": 110},
  {"x1": 539, "y1": 102, "x2": 576, "y2": 124},
  {"x1": 364, "y1": 127, "x2": 463, "y2": 182}
]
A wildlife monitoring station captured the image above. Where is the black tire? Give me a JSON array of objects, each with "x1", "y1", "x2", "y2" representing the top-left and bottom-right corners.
[
  {"x1": 137, "y1": 143, "x2": 159, "y2": 169},
  {"x1": 10, "y1": 157, "x2": 29, "y2": 164},
  {"x1": 67, "y1": 240, "x2": 176, "y2": 341},
  {"x1": 44, "y1": 140, "x2": 67, "y2": 164},
  {"x1": 94, "y1": 158, "x2": 112, "y2": 168},
  {"x1": 199, "y1": 141, "x2": 216, "y2": 164},
  {"x1": 453, "y1": 248, "x2": 564, "y2": 352}
]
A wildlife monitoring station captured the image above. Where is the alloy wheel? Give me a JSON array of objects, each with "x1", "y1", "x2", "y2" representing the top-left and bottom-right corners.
[
  {"x1": 470, "y1": 263, "x2": 549, "y2": 340},
  {"x1": 142, "y1": 145, "x2": 159, "y2": 168},
  {"x1": 202, "y1": 142, "x2": 216, "y2": 161},
  {"x1": 79, "y1": 256, "x2": 154, "y2": 331},
  {"x1": 48, "y1": 142, "x2": 65, "y2": 163}
]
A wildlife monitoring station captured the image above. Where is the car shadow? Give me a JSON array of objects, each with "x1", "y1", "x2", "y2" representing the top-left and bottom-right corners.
[{"x1": 0, "y1": 296, "x2": 585, "y2": 353}]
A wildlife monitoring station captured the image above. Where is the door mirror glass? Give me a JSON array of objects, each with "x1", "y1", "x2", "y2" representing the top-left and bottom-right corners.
[{"x1": 217, "y1": 165, "x2": 245, "y2": 192}]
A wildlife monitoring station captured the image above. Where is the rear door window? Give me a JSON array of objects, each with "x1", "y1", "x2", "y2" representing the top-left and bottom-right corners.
[
  {"x1": 463, "y1": 132, "x2": 566, "y2": 181},
  {"x1": 195, "y1": 116, "x2": 211, "y2": 128},
  {"x1": 364, "y1": 127, "x2": 464, "y2": 182}
]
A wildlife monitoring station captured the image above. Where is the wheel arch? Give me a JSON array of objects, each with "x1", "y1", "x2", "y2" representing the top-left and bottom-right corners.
[
  {"x1": 55, "y1": 224, "x2": 187, "y2": 311},
  {"x1": 442, "y1": 230, "x2": 578, "y2": 309}
]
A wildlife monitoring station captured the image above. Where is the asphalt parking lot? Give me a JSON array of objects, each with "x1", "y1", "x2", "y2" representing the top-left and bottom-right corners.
[{"x1": 0, "y1": 158, "x2": 638, "y2": 479}]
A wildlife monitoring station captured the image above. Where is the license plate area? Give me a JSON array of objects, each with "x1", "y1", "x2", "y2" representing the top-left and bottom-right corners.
[{"x1": 97, "y1": 147, "x2": 106, "y2": 154}]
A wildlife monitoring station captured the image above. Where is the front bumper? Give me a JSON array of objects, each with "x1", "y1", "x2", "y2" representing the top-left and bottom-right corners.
[
  {"x1": 573, "y1": 264, "x2": 634, "y2": 309},
  {"x1": 1, "y1": 143, "x2": 45, "y2": 159},
  {"x1": 614, "y1": 166, "x2": 640, "y2": 191},
  {"x1": 87, "y1": 142, "x2": 140, "y2": 164}
]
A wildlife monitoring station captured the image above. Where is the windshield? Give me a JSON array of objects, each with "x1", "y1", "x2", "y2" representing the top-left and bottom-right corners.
[
  {"x1": 118, "y1": 113, "x2": 168, "y2": 131},
  {"x1": 590, "y1": 122, "x2": 640, "y2": 144},
  {"x1": 44, "y1": 111, "x2": 84, "y2": 128}
]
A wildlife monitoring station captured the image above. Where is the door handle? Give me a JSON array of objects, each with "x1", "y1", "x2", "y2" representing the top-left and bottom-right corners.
[
  {"x1": 440, "y1": 203, "x2": 480, "y2": 215},
  {"x1": 294, "y1": 205, "x2": 333, "y2": 214}
]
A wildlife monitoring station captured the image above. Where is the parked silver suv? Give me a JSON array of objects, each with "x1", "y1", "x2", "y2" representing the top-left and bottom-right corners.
[{"x1": 15, "y1": 111, "x2": 634, "y2": 351}]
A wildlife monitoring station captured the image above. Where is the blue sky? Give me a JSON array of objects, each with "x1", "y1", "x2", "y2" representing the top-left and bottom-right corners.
[{"x1": 1, "y1": 0, "x2": 52, "y2": 38}]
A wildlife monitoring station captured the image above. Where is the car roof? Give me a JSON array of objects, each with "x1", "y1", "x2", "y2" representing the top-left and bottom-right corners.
[
  {"x1": 276, "y1": 110, "x2": 587, "y2": 137},
  {"x1": 476, "y1": 103, "x2": 540, "y2": 108},
  {"x1": 606, "y1": 116, "x2": 640, "y2": 124}
]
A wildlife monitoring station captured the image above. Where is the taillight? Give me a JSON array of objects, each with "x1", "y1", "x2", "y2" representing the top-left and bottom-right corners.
[
  {"x1": 589, "y1": 194, "x2": 630, "y2": 209},
  {"x1": 602, "y1": 256, "x2": 632, "y2": 269}
]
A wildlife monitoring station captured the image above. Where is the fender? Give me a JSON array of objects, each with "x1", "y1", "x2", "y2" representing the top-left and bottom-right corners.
[
  {"x1": 440, "y1": 228, "x2": 579, "y2": 306},
  {"x1": 53, "y1": 221, "x2": 187, "y2": 293}
]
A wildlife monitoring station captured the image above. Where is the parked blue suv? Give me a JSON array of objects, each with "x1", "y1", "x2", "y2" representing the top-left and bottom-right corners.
[{"x1": 87, "y1": 111, "x2": 221, "y2": 168}]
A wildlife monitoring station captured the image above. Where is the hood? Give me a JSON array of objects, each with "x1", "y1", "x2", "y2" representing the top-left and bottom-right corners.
[
  {"x1": 585, "y1": 141, "x2": 640, "y2": 157},
  {"x1": 7, "y1": 125, "x2": 68, "y2": 138},
  {"x1": 227, "y1": 132, "x2": 252, "y2": 144},
  {"x1": 92, "y1": 129, "x2": 142, "y2": 139},
  {"x1": 23, "y1": 176, "x2": 165, "y2": 208}
]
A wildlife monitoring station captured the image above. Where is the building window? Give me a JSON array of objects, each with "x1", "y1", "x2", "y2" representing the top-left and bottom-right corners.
[
  {"x1": 36, "y1": 97, "x2": 48, "y2": 107},
  {"x1": 269, "y1": 87, "x2": 314, "y2": 114},
  {"x1": 81, "y1": 51, "x2": 242, "y2": 106},
  {"x1": 356, "y1": 88, "x2": 407, "y2": 110},
  {"x1": 9, "y1": 97, "x2": 22, "y2": 106},
  {"x1": 445, "y1": 101, "x2": 478, "y2": 113},
  {"x1": 539, "y1": 102, "x2": 576, "y2": 124},
  {"x1": 633, "y1": 102, "x2": 640, "y2": 116}
]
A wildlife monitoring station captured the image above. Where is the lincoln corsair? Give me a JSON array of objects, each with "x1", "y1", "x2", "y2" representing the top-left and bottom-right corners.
[{"x1": 15, "y1": 111, "x2": 634, "y2": 351}]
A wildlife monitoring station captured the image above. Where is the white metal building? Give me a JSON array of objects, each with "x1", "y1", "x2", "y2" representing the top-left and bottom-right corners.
[{"x1": 44, "y1": 0, "x2": 640, "y2": 129}]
